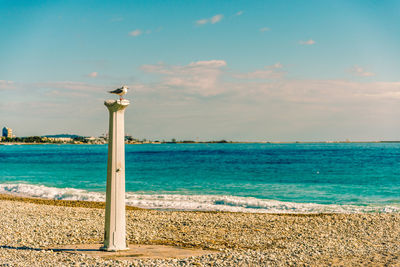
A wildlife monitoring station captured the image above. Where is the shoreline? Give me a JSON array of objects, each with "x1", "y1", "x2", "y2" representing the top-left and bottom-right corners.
[
  {"x1": 0, "y1": 195, "x2": 399, "y2": 266},
  {"x1": 1, "y1": 184, "x2": 399, "y2": 214},
  {"x1": 0, "y1": 193, "x2": 143, "y2": 211},
  {"x1": 0, "y1": 193, "x2": 335, "y2": 216},
  {"x1": 2, "y1": 140, "x2": 400, "y2": 145}
]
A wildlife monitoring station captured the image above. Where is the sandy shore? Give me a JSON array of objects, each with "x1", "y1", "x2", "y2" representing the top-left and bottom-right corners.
[{"x1": 0, "y1": 194, "x2": 399, "y2": 266}]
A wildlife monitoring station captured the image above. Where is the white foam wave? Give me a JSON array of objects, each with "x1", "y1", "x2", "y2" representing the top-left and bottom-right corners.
[
  {"x1": 1, "y1": 183, "x2": 399, "y2": 213},
  {"x1": 0, "y1": 183, "x2": 105, "y2": 202}
]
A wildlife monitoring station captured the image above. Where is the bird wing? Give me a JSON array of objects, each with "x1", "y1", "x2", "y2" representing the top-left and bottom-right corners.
[{"x1": 109, "y1": 88, "x2": 123, "y2": 94}]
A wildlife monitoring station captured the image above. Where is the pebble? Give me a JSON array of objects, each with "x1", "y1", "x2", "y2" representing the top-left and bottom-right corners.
[{"x1": 0, "y1": 200, "x2": 399, "y2": 266}]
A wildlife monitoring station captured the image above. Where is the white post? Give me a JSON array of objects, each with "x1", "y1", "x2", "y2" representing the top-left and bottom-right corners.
[{"x1": 101, "y1": 99, "x2": 130, "y2": 251}]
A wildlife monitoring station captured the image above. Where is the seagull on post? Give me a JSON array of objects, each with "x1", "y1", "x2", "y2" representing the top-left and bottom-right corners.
[{"x1": 108, "y1": 85, "x2": 128, "y2": 100}]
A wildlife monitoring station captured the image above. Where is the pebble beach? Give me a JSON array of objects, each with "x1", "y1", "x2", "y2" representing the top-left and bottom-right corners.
[{"x1": 0, "y1": 194, "x2": 399, "y2": 266}]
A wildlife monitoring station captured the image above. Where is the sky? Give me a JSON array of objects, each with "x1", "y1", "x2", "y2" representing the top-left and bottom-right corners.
[{"x1": 1, "y1": 0, "x2": 400, "y2": 141}]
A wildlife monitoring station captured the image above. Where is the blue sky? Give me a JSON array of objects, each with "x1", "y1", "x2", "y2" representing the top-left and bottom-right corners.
[{"x1": 1, "y1": 0, "x2": 400, "y2": 141}]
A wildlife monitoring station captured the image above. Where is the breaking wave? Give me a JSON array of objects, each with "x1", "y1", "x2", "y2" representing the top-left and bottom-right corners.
[{"x1": 1, "y1": 183, "x2": 399, "y2": 213}]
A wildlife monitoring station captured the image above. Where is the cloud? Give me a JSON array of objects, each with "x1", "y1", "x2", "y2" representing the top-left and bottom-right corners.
[
  {"x1": 349, "y1": 65, "x2": 375, "y2": 77},
  {"x1": 140, "y1": 60, "x2": 227, "y2": 96},
  {"x1": 129, "y1": 29, "x2": 142, "y2": 37},
  {"x1": 235, "y1": 11, "x2": 243, "y2": 16},
  {"x1": 129, "y1": 28, "x2": 156, "y2": 37},
  {"x1": 234, "y1": 63, "x2": 285, "y2": 79},
  {"x1": 88, "y1": 72, "x2": 98, "y2": 78},
  {"x1": 299, "y1": 39, "x2": 315, "y2": 45},
  {"x1": 271, "y1": 63, "x2": 283, "y2": 69},
  {"x1": 4, "y1": 61, "x2": 400, "y2": 141},
  {"x1": 137, "y1": 60, "x2": 400, "y2": 105},
  {"x1": 196, "y1": 19, "x2": 208, "y2": 25},
  {"x1": 271, "y1": 80, "x2": 400, "y2": 104},
  {"x1": 189, "y1": 60, "x2": 227, "y2": 68},
  {"x1": 211, "y1": 14, "x2": 223, "y2": 24},
  {"x1": 139, "y1": 60, "x2": 288, "y2": 97},
  {"x1": 196, "y1": 14, "x2": 224, "y2": 25},
  {"x1": 260, "y1": 27, "x2": 270, "y2": 32},
  {"x1": 130, "y1": 63, "x2": 400, "y2": 141}
]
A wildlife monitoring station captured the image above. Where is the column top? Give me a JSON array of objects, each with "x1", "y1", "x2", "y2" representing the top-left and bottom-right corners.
[{"x1": 104, "y1": 99, "x2": 130, "y2": 112}]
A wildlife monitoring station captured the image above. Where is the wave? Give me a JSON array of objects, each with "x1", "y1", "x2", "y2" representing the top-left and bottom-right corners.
[{"x1": 0, "y1": 183, "x2": 399, "y2": 213}]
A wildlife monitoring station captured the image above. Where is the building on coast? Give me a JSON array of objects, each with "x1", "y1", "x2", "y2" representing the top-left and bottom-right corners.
[
  {"x1": 2, "y1": 127, "x2": 13, "y2": 138},
  {"x1": 44, "y1": 137, "x2": 73, "y2": 143}
]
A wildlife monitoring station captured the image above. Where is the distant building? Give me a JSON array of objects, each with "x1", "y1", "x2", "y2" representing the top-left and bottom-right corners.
[
  {"x1": 85, "y1": 136, "x2": 97, "y2": 141},
  {"x1": 46, "y1": 137, "x2": 73, "y2": 143},
  {"x1": 85, "y1": 136, "x2": 107, "y2": 144},
  {"x1": 2, "y1": 127, "x2": 12, "y2": 138}
]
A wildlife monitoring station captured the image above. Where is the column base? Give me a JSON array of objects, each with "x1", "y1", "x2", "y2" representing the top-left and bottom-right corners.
[{"x1": 100, "y1": 245, "x2": 129, "y2": 252}]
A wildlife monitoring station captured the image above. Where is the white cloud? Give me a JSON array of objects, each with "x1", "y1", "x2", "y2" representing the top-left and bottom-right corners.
[
  {"x1": 129, "y1": 28, "x2": 157, "y2": 36},
  {"x1": 211, "y1": 14, "x2": 223, "y2": 24},
  {"x1": 196, "y1": 14, "x2": 224, "y2": 25},
  {"x1": 270, "y1": 80, "x2": 400, "y2": 104},
  {"x1": 189, "y1": 60, "x2": 227, "y2": 68},
  {"x1": 196, "y1": 19, "x2": 208, "y2": 25},
  {"x1": 349, "y1": 65, "x2": 375, "y2": 77},
  {"x1": 131, "y1": 63, "x2": 400, "y2": 142},
  {"x1": 129, "y1": 29, "x2": 142, "y2": 37},
  {"x1": 235, "y1": 70, "x2": 283, "y2": 79},
  {"x1": 139, "y1": 61, "x2": 288, "y2": 97},
  {"x1": 236, "y1": 11, "x2": 243, "y2": 16},
  {"x1": 260, "y1": 27, "x2": 270, "y2": 32},
  {"x1": 234, "y1": 63, "x2": 285, "y2": 79},
  {"x1": 140, "y1": 60, "x2": 227, "y2": 96},
  {"x1": 272, "y1": 62, "x2": 283, "y2": 69},
  {"x1": 88, "y1": 72, "x2": 98, "y2": 78},
  {"x1": 299, "y1": 39, "x2": 316, "y2": 45},
  {"x1": 137, "y1": 60, "x2": 400, "y2": 105}
]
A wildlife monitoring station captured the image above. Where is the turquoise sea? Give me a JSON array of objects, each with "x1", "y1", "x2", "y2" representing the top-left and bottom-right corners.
[{"x1": 0, "y1": 143, "x2": 399, "y2": 213}]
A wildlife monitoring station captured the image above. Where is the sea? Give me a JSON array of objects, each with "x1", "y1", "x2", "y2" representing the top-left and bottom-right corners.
[{"x1": 0, "y1": 143, "x2": 399, "y2": 213}]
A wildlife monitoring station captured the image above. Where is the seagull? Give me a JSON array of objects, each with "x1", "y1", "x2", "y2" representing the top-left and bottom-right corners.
[{"x1": 108, "y1": 85, "x2": 128, "y2": 100}]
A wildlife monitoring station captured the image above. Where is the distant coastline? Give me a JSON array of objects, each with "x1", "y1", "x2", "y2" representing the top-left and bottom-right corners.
[
  {"x1": 2, "y1": 133, "x2": 400, "y2": 145},
  {"x1": 1, "y1": 140, "x2": 400, "y2": 145}
]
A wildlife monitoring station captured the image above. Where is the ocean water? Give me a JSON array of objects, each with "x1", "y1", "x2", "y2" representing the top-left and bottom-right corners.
[{"x1": 0, "y1": 143, "x2": 399, "y2": 213}]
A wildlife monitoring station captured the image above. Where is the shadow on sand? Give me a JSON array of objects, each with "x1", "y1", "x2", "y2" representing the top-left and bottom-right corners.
[{"x1": 0, "y1": 245, "x2": 99, "y2": 253}]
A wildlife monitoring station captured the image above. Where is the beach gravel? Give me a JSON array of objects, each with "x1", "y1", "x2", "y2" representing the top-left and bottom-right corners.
[{"x1": 0, "y1": 197, "x2": 399, "y2": 266}]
